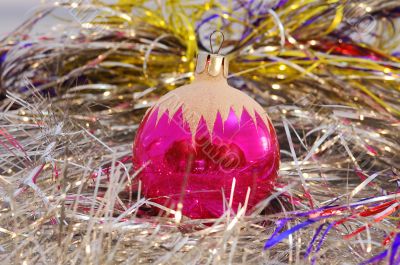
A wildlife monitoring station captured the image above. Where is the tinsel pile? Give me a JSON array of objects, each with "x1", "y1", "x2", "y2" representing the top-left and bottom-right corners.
[{"x1": 0, "y1": 0, "x2": 400, "y2": 264}]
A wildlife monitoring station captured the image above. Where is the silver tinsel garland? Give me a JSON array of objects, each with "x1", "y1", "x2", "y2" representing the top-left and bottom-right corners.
[{"x1": 0, "y1": 1, "x2": 400, "y2": 264}]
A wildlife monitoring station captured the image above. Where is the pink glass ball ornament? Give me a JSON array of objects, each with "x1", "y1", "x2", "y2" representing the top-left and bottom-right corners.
[{"x1": 133, "y1": 51, "x2": 280, "y2": 219}]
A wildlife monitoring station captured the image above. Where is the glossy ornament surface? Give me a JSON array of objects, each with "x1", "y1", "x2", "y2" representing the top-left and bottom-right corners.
[{"x1": 133, "y1": 51, "x2": 280, "y2": 219}]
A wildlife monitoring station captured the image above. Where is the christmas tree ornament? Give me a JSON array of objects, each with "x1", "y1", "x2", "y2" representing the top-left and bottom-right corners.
[{"x1": 133, "y1": 33, "x2": 280, "y2": 219}]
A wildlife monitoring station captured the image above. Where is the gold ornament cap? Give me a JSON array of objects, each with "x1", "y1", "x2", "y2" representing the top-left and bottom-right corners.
[
  {"x1": 195, "y1": 31, "x2": 229, "y2": 78},
  {"x1": 195, "y1": 52, "x2": 229, "y2": 78}
]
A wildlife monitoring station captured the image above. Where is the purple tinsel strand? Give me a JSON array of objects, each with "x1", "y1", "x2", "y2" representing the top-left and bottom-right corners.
[
  {"x1": 195, "y1": 14, "x2": 220, "y2": 31},
  {"x1": 268, "y1": 218, "x2": 291, "y2": 240},
  {"x1": 264, "y1": 216, "x2": 331, "y2": 249},
  {"x1": 390, "y1": 233, "x2": 400, "y2": 265},
  {"x1": 273, "y1": 0, "x2": 288, "y2": 9},
  {"x1": 358, "y1": 233, "x2": 400, "y2": 264},
  {"x1": 304, "y1": 223, "x2": 325, "y2": 258},
  {"x1": 311, "y1": 222, "x2": 335, "y2": 264},
  {"x1": 359, "y1": 250, "x2": 388, "y2": 265}
]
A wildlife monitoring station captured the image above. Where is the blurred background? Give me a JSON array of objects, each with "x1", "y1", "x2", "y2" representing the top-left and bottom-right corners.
[{"x1": 0, "y1": 0, "x2": 42, "y2": 36}]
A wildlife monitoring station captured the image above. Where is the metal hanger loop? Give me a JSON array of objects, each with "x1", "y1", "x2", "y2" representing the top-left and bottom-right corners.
[{"x1": 209, "y1": 30, "x2": 225, "y2": 54}]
